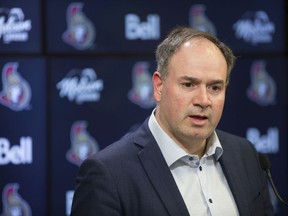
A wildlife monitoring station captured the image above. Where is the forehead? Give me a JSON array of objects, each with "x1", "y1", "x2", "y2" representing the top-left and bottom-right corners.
[
  {"x1": 168, "y1": 38, "x2": 228, "y2": 80},
  {"x1": 173, "y1": 38, "x2": 226, "y2": 64},
  {"x1": 181, "y1": 37, "x2": 221, "y2": 55}
]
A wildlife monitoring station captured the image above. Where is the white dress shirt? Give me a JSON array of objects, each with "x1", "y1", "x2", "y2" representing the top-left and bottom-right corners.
[{"x1": 148, "y1": 111, "x2": 239, "y2": 216}]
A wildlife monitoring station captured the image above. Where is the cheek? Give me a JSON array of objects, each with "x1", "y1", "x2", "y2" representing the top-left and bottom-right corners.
[
  {"x1": 213, "y1": 98, "x2": 225, "y2": 115},
  {"x1": 163, "y1": 86, "x2": 182, "y2": 103},
  {"x1": 161, "y1": 82, "x2": 191, "y2": 110},
  {"x1": 166, "y1": 91, "x2": 189, "y2": 116}
]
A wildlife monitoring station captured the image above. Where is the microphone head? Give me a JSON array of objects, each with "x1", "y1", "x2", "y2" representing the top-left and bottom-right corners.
[{"x1": 259, "y1": 153, "x2": 271, "y2": 171}]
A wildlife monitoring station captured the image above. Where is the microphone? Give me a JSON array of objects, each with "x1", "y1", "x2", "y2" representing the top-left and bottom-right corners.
[{"x1": 258, "y1": 153, "x2": 288, "y2": 208}]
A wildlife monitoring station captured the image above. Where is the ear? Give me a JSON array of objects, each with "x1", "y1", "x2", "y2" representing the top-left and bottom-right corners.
[{"x1": 152, "y1": 71, "x2": 163, "y2": 102}]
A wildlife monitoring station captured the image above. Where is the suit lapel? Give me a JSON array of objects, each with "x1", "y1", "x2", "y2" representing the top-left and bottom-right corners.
[
  {"x1": 218, "y1": 132, "x2": 250, "y2": 216},
  {"x1": 219, "y1": 154, "x2": 250, "y2": 215},
  {"x1": 134, "y1": 121, "x2": 189, "y2": 216}
]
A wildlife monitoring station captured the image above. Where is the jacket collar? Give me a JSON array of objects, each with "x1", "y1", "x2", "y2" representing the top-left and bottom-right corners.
[
  {"x1": 217, "y1": 130, "x2": 250, "y2": 216},
  {"x1": 133, "y1": 118, "x2": 190, "y2": 216}
]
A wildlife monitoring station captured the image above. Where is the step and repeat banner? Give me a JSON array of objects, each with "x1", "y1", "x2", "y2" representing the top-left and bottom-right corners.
[{"x1": 0, "y1": 0, "x2": 287, "y2": 215}]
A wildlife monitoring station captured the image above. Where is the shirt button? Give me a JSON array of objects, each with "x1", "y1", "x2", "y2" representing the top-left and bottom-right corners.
[
  {"x1": 199, "y1": 166, "x2": 202, "y2": 171},
  {"x1": 209, "y1": 198, "x2": 213, "y2": 203}
]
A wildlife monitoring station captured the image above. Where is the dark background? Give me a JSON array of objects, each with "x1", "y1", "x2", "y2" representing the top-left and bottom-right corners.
[{"x1": 0, "y1": 0, "x2": 287, "y2": 215}]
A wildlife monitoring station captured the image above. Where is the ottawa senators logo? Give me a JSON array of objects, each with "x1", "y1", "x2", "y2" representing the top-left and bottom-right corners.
[
  {"x1": 247, "y1": 60, "x2": 276, "y2": 106},
  {"x1": 1, "y1": 183, "x2": 31, "y2": 216},
  {"x1": 0, "y1": 62, "x2": 31, "y2": 111},
  {"x1": 189, "y1": 4, "x2": 217, "y2": 36},
  {"x1": 128, "y1": 61, "x2": 155, "y2": 109},
  {"x1": 66, "y1": 121, "x2": 99, "y2": 166},
  {"x1": 62, "y1": 2, "x2": 96, "y2": 50}
]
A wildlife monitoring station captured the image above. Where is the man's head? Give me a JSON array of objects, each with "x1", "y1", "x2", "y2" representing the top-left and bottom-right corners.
[
  {"x1": 156, "y1": 26, "x2": 235, "y2": 84},
  {"x1": 153, "y1": 26, "x2": 236, "y2": 154}
]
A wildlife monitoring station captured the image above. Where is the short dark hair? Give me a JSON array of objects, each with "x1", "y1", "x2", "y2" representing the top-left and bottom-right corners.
[{"x1": 155, "y1": 26, "x2": 236, "y2": 84}]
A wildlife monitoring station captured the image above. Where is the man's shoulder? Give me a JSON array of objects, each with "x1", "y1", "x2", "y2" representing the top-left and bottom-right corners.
[
  {"x1": 90, "y1": 119, "x2": 151, "y2": 161},
  {"x1": 216, "y1": 129, "x2": 255, "y2": 152},
  {"x1": 216, "y1": 129, "x2": 260, "y2": 168},
  {"x1": 93, "y1": 133, "x2": 136, "y2": 159},
  {"x1": 216, "y1": 129, "x2": 249, "y2": 143}
]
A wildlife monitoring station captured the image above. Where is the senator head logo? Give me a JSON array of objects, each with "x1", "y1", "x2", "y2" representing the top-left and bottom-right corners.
[
  {"x1": 128, "y1": 61, "x2": 155, "y2": 109},
  {"x1": 189, "y1": 4, "x2": 217, "y2": 36},
  {"x1": 1, "y1": 183, "x2": 31, "y2": 216},
  {"x1": 62, "y1": 2, "x2": 96, "y2": 50},
  {"x1": 0, "y1": 62, "x2": 31, "y2": 111},
  {"x1": 246, "y1": 60, "x2": 276, "y2": 106},
  {"x1": 66, "y1": 121, "x2": 99, "y2": 166}
]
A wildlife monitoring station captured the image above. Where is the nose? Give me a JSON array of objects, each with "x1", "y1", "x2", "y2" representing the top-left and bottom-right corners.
[{"x1": 192, "y1": 86, "x2": 211, "y2": 108}]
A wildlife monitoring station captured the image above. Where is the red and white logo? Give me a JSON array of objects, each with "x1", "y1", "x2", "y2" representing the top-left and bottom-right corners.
[
  {"x1": 0, "y1": 62, "x2": 31, "y2": 111},
  {"x1": 246, "y1": 60, "x2": 276, "y2": 106},
  {"x1": 66, "y1": 121, "x2": 99, "y2": 166},
  {"x1": 62, "y1": 2, "x2": 96, "y2": 50},
  {"x1": 1, "y1": 183, "x2": 31, "y2": 216},
  {"x1": 189, "y1": 4, "x2": 217, "y2": 36},
  {"x1": 128, "y1": 61, "x2": 155, "y2": 109}
]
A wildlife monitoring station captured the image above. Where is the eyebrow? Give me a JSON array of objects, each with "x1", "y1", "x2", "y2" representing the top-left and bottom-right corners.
[{"x1": 179, "y1": 76, "x2": 225, "y2": 85}]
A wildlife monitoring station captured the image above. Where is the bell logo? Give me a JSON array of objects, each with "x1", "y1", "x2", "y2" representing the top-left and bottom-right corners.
[
  {"x1": 125, "y1": 14, "x2": 160, "y2": 40},
  {"x1": 0, "y1": 137, "x2": 33, "y2": 165},
  {"x1": 246, "y1": 127, "x2": 279, "y2": 153}
]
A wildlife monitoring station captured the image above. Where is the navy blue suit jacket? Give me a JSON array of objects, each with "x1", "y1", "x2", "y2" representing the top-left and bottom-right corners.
[{"x1": 71, "y1": 118, "x2": 274, "y2": 216}]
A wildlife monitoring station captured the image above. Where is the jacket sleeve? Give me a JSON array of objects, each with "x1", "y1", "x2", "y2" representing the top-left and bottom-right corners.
[{"x1": 70, "y1": 157, "x2": 122, "y2": 216}]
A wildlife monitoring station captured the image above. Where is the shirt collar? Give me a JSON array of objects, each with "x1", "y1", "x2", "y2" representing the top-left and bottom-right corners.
[
  {"x1": 148, "y1": 109, "x2": 223, "y2": 167},
  {"x1": 205, "y1": 132, "x2": 223, "y2": 161}
]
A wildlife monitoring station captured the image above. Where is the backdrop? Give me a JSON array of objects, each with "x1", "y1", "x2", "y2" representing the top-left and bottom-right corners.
[{"x1": 0, "y1": 0, "x2": 287, "y2": 215}]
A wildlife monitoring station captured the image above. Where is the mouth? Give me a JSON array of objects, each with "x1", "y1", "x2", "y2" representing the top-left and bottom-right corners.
[
  {"x1": 190, "y1": 115, "x2": 208, "y2": 120},
  {"x1": 189, "y1": 114, "x2": 209, "y2": 125}
]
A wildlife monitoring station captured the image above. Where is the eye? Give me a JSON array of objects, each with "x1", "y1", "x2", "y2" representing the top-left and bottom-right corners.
[
  {"x1": 181, "y1": 81, "x2": 197, "y2": 88},
  {"x1": 208, "y1": 84, "x2": 223, "y2": 92},
  {"x1": 182, "y1": 82, "x2": 192, "y2": 87}
]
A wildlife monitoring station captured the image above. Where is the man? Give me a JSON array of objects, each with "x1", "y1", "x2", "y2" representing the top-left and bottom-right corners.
[{"x1": 71, "y1": 26, "x2": 274, "y2": 216}]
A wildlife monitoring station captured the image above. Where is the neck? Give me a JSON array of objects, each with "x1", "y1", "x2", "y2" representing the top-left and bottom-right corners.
[{"x1": 181, "y1": 140, "x2": 207, "y2": 158}]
